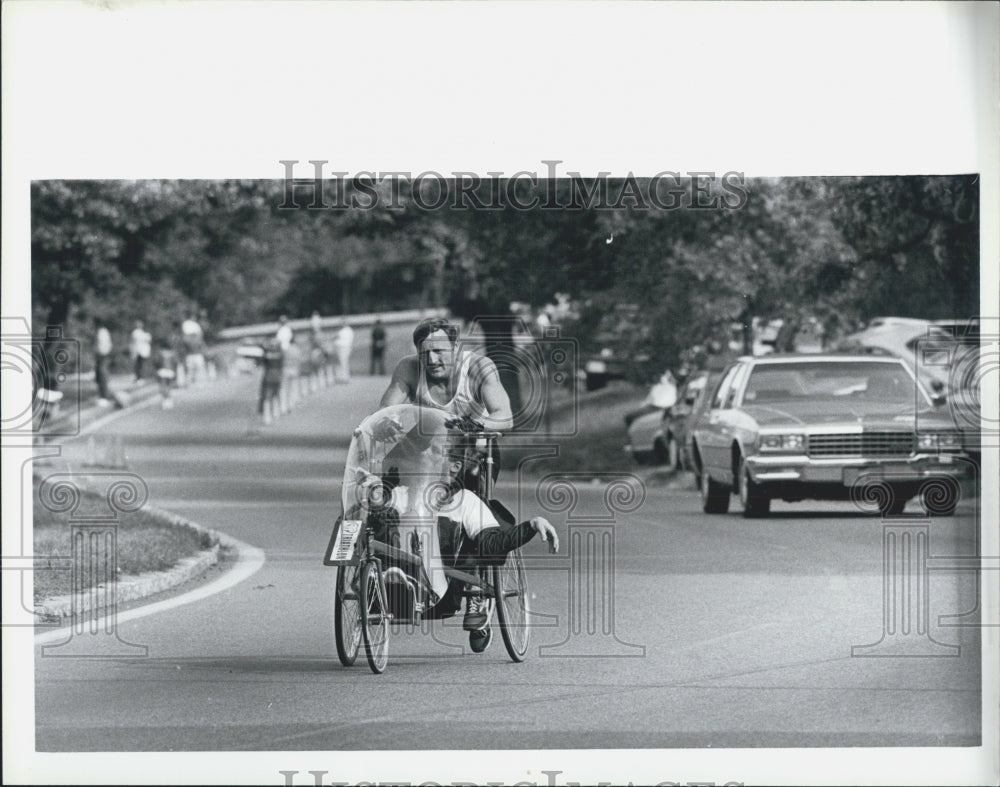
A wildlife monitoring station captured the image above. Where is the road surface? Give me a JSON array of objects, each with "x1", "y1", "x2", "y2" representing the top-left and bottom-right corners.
[{"x1": 34, "y1": 374, "x2": 982, "y2": 752}]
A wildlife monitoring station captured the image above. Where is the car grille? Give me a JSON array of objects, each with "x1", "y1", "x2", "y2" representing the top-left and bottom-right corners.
[{"x1": 807, "y1": 431, "x2": 914, "y2": 458}]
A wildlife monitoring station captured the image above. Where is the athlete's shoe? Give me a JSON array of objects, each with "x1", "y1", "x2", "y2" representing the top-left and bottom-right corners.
[
  {"x1": 463, "y1": 593, "x2": 494, "y2": 631},
  {"x1": 469, "y1": 624, "x2": 492, "y2": 653}
]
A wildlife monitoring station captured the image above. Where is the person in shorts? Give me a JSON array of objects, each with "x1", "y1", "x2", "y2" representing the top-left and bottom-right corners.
[
  {"x1": 155, "y1": 340, "x2": 178, "y2": 410},
  {"x1": 258, "y1": 338, "x2": 284, "y2": 426}
]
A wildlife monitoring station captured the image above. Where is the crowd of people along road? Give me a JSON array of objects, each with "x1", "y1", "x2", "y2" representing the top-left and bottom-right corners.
[
  {"x1": 254, "y1": 313, "x2": 383, "y2": 427},
  {"x1": 84, "y1": 310, "x2": 383, "y2": 424},
  {"x1": 89, "y1": 310, "x2": 221, "y2": 411}
]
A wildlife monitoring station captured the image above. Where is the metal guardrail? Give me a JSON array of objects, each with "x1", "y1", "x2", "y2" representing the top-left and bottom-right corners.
[{"x1": 215, "y1": 308, "x2": 448, "y2": 342}]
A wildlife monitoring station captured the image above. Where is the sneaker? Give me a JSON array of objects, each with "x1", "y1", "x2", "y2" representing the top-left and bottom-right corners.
[
  {"x1": 463, "y1": 594, "x2": 494, "y2": 632},
  {"x1": 469, "y1": 625, "x2": 492, "y2": 653}
]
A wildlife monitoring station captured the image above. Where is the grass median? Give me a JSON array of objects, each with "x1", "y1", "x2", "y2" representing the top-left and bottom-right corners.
[
  {"x1": 510, "y1": 382, "x2": 649, "y2": 477},
  {"x1": 33, "y1": 483, "x2": 216, "y2": 605}
]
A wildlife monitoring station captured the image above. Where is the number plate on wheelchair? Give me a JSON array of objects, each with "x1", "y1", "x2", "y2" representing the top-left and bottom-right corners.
[{"x1": 324, "y1": 519, "x2": 362, "y2": 565}]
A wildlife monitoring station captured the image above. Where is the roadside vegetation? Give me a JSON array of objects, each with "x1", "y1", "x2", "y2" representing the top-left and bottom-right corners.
[
  {"x1": 33, "y1": 483, "x2": 216, "y2": 604},
  {"x1": 33, "y1": 176, "x2": 978, "y2": 401},
  {"x1": 510, "y1": 383, "x2": 649, "y2": 477}
]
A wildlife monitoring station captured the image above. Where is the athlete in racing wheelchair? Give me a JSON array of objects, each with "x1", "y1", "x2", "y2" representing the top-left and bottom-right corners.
[{"x1": 327, "y1": 404, "x2": 558, "y2": 667}]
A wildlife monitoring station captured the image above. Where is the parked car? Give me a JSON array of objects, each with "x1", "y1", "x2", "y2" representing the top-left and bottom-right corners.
[
  {"x1": 625, "y1": 370, "x2": 715, "y2": 470},
  {"x1": 836, "y1": 317, "x2": 956, "y2": 393},
  {"x1": 689, "y1": 354, "x2": 973, "y2": 517},
  {"x1": 838, "y1": 318, "x2": 983, "y2": 466},
  {"x1": 675, "y1": 369, "x2": 723, "y2": 475}
]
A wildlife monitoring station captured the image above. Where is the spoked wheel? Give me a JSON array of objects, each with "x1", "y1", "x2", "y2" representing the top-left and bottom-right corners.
[
  {"x1": 360, "y1": 561, "x2": 389, "y2": 674},
  {"x1": 334, "y1": 563, "x2": 362, "y2": 666},
  {"x1": 492, "y1": 548, "x2": 530, "y2": 662}
]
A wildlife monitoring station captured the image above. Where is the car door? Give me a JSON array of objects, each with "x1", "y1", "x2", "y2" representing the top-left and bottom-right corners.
[
  {"x1": 667, "y1": 379, "x2": 696, "y2": 435},
  {"x1": 696, "y1": 362, "x2": 741, "y2": 478}
]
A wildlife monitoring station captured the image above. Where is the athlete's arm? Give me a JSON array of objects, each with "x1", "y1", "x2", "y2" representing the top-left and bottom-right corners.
[
  {"x1": 473, "y1": 356, "x2": 514, "y2": 431},
  {"x1": 378, "y1": 356, "x2": 418, "y2": 409},
  {"x1": 470, "y1": 517, "x2": 560, "y2": 563}
]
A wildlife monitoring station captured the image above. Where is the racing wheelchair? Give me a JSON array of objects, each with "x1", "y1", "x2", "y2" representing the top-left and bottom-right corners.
[{"x1": 324, "y1": 404, "x2": 531, "y2": 674}]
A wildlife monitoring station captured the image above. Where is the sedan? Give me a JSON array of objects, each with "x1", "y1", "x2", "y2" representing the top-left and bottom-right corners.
[
  {"x1": 626, "y1": 371, "x2": 710, "y2": 468},
  {"x1": 689, "y1": 354, "x2": 973, "y2": 517}
]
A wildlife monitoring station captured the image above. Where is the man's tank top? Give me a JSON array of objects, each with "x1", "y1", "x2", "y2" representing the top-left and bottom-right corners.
[{"x1": 415, "y1": 351, "x2": 487, "y2": 419}]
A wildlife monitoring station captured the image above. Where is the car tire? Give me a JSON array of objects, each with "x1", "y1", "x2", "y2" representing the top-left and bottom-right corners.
[
  {"x1": 919, "y1": 477, "x2": 960, "y2": 517},
  {"x1": 880, "y1": 485, "x2": 910, "y2": 517},
  {"x1": 585, "y1": 373, "x2": 606, "y2": 392},
  {"x1": 738, "y1": 458, "x2": 770, "y2": 518},
  {"x1": 700, "y1": 469, "x2": 731, "y2": 514}
]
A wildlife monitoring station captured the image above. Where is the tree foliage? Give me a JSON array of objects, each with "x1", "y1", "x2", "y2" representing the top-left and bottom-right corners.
[{"x1": 31, "y1": 175, "x2": 980, "y2": 381}]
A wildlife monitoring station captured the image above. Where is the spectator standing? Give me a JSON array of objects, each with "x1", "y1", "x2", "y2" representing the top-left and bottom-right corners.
[
  {"x1": 370, "y1": 317, "x2": 387, "y2": 375},
  {"x1": 155, "y1": 340, "x2": 178, "y2": 409},
  {"x1": 308, "y1": 328, "x2": 327, "y2": 391},
  {"x1": 128, "y1": 320, "x2": 153, "y2": 382},
  {"x1": 199, "y1": 308, "x2": 220, "y2": 380},
  {"x1": 181, "y1": 313, "x2": 207, "y2": 384},
  {"x1": 310, "y1": 310, "x2": 323, "y2": 335},
  {"x1": 258, "y1": 338, "x2": 284, "y2": 426},
  {"x1": 281, "y1": 333, "x2": 302, "y2": 414},
  {"x1": 276, "y1": 315, "x2": 293, "y2": 351},
  {"x1": 94, "y1": 322, "x2": 116, "y2": 406},
  {"x1": 334, "y1": 319, "x2": 354, "y2": 383},
  {"x1": 170, "y1": 322, "x2": 188, "y2": 387}
]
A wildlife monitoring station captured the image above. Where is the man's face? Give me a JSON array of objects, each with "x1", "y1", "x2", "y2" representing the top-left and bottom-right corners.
[{"x1": 419, "y1": 330, "x2": 456, "y2": 382}]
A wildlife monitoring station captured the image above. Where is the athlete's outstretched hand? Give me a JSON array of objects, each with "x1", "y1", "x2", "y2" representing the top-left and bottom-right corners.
[
  {"x1": 371, "y1": 415, "x2": 405, "y2": 443},
  {"x1": 530, "y1": 517, "x2": 560, "y2": 553}
]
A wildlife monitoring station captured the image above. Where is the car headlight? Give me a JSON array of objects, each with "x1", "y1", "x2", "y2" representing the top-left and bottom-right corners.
[
  {"x1": 939, "y1": 433, "x2": 962, "y2": 450},
  {"x1": 920, "y1": 432, "x2": 962, "y2": 451},
  {"x1": 759, "y1": 434, "x2": 805, "y2": 452}
]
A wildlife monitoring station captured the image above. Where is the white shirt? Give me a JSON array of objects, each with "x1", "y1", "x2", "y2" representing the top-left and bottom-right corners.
[
  {"x1": 334, "y1": 325, "x2": 354, "y2": 350},
  {"x1": 387, "y1": 486, "x2": 498, "y2": 598},
  {"x1": 275, "y1": 324, "x2": 293, "y2": 351},
  {"x1": 96, "y1": 327, "x2": 112, "y2": 356},
  {"x1": 129, "y1": 328, "x2": 152, "y2": 358},
  {"x1": 181, "y1": 319, "x2": 202, "y2": 338}
]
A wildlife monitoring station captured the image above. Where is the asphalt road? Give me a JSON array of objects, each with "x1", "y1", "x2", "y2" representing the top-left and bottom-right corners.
[{"x1": 34, "y1": 374, "x2": 982, "y2": 752}]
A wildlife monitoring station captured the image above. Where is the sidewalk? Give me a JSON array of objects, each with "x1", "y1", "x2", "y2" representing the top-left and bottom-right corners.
[{"x1": 41, "y1": 372, "x2": 177, "y2": 438}]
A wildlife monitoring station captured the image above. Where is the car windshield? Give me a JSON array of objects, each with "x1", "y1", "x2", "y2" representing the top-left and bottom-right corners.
[{"x1": 742, "y1": 361, "x2": 920, "y2": 406}]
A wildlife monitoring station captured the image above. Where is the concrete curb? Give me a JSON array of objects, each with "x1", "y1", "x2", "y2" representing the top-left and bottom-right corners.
[
  {"x1": 33, "y1": 504, "x2": 225, "y2": 621},
  {"x1": 41, "y1": 380, "x2": 162, "y2": 438}
]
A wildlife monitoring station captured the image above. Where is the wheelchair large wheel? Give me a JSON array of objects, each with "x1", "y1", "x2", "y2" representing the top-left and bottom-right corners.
[
  {"x1": 492, "y1": 548, "x2": 530, "y2": 662},
  {"x1": 360, "y1": 561, "x2": 389, "y2": 674},
  {"x1": 334, "y1": 563, "x2": 362, "y2": 667}
]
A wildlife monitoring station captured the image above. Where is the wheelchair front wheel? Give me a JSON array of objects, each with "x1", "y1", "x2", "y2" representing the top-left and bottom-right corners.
[
  {"x1": 334, "y1": 563, "x2": 362, "y2": 667},
  {"x1": 360, "y1": 561, "x2": 390, "y2": 674},
  {"x1": 493, "y1": 548, "x2": 530, "y2": 662}
]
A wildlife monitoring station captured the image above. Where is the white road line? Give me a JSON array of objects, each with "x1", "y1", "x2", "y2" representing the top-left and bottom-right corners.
[{"x1": 33, "y1": 532, "x2": 265, "y2": 645}]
